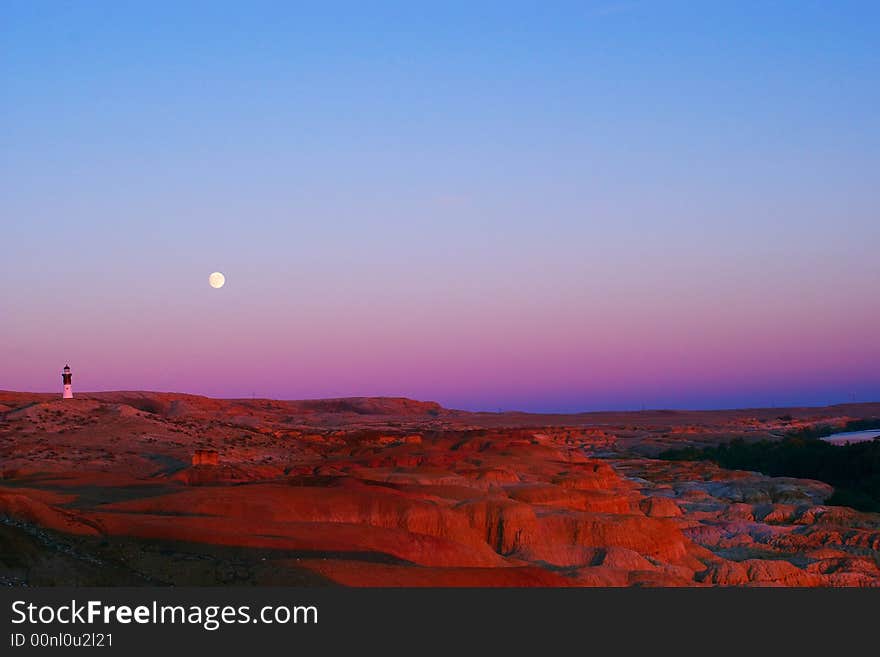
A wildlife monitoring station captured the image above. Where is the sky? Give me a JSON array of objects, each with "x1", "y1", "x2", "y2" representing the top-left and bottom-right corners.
[{"x1": 2, "y1": 1, "x2": 878, "y2": 412}]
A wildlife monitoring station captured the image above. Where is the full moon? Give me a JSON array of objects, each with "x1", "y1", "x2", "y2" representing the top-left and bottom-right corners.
[{"x1": 208, "y1": 272, "x2": 226, "y2": 289}]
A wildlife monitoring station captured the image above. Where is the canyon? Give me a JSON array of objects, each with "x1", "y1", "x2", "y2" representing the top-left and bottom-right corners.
[{"x1": 1, "y1": 391, "x2": 879, "y2": 586}]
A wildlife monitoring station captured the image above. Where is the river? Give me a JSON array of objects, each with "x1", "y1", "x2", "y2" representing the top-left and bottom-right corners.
[{"x1": 821, "y1": 429, "x2": 880, "y2": 446}]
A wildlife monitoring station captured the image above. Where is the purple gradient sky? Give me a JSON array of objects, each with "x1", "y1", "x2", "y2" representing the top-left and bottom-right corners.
[{"x1": 2, "y1": 2, "x2": 879, "y2": 411}]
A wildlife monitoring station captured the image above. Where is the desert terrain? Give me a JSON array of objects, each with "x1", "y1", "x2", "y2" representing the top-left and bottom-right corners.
[{"x1": 2, "y1": 391, "x2": 879, "y2": 587}]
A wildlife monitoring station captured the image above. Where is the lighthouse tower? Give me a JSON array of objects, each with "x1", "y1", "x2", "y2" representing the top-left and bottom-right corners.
[{"x1": 62, "y1": 365, "x2": 73, "y2": 399}]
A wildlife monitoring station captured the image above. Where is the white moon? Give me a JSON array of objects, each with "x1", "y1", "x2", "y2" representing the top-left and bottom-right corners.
[{"x1": 208, "y1": 272, "x2": 226, "y2": 289}]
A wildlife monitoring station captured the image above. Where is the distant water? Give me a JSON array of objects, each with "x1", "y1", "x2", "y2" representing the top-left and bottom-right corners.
[{"x1": 821, "y1": 429, "x2": 880, "y2": 446}]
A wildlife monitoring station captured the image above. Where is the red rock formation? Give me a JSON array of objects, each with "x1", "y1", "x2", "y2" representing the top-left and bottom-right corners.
[
  {"x1": 192, "y1": 449, "x2": 219, "y2": 466},
  {"x1": 2, "y1": 391, "x2": 879, "y2": 586}
]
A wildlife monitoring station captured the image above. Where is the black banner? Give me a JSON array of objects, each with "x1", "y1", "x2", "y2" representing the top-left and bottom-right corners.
[{"x1": 1, "y1": 587, "x2": 875, "y2": 655}]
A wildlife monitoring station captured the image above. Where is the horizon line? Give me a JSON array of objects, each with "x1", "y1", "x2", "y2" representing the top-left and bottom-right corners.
[{"x1": 2, "y1": 389, "x2": 879, "y2": 417}]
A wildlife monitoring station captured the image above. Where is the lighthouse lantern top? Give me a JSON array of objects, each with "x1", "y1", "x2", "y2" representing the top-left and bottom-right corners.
[{"x1": 62, "y1": 364, "x2": 73, "y2": 398}]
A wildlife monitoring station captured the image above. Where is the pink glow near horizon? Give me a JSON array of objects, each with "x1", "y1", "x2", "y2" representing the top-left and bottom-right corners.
[{"x1": 5, "y1": 272, "x2": 879, "y2": 411}]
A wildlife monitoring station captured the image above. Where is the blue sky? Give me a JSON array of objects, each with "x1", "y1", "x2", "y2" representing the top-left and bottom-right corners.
[{"x1": 2, "y1": 1, "x2": 878, "y2": 411}]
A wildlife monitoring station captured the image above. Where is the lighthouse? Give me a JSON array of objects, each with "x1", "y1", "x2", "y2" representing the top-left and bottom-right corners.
[{"x1": 62, "y1": 365, "x2": 73, "y2": 399}]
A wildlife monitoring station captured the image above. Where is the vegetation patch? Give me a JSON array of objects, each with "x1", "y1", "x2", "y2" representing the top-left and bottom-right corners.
[{"x1": 660, "y1": 420, "x2": 880, "y2": 512}]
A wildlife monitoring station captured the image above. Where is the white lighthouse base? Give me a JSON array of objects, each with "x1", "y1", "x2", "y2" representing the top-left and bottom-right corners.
[{"x1": 63, "y1": 384, "x2": 73, "y2": 399}]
